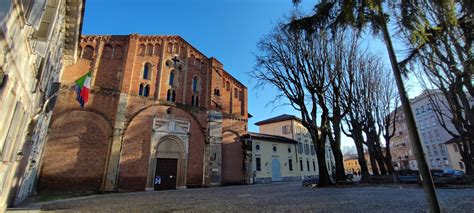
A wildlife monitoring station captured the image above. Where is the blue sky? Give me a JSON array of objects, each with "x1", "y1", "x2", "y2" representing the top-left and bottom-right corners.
[{"x1": 82, "y1": 0, "x2": 421, "y2": 149}]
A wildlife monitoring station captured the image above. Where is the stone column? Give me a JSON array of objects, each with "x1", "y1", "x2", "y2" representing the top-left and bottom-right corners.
[
  {"x1": 206, "y1": 110, "x2": 222, "y2": 186},
  {"x1": 102, "y1": 93, "x2": 128, "y2": 191}
]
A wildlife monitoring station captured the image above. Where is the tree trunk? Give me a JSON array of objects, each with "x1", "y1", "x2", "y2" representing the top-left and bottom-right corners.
[
  {"x1": 352, "y1": 121, "x2": 370, "y2": 182},
  {"x1": 383, "y1": 139, "x2": 395, "y2": 174},
  {"x1": 329, "y1": 119, "x2": 346, "y2": 182},
  {"x1": 364, "y1": 129, "x2": 380, "y2": 176},
  {"x1": 461, "y1": 137, "x2": 473, "y2": 175},
  {"x1": 312, "y1": 129, "x2": 332, "y2": 187},
  {"x1": 375, "y1": 145, "x2": 388, "y2": 175}
]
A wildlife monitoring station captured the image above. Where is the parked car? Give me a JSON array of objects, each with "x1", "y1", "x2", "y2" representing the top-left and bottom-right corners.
[
  {"x1": 302, "y1": 177, "x2": 319, "y2": 187},
  {"x1": 443, "y1": 169, "x2": 464, "y2": 177},
  {"x1": 430, "y1": 169, "x2": 444, "y2": 177}
]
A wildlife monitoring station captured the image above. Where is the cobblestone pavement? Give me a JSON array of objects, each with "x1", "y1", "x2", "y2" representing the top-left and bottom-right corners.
[{"x1": 33, "y1": 182, "x2": 473, "y2": 212}]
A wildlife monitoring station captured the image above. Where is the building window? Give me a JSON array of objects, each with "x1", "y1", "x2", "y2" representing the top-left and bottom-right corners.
[
  {"x1": 169, "y1": 70, "x2": 175, "y2": 86},
  {"x1": 255, "y1": 144, "x2": 260, "y2": 151},
  {"x1": 143, "y1": 63, "x2": 151, "y2": 79},
  {"x1": 288, "y1": 147, "x2": 291, "y2": 153},
  {"x1": 310, "y1": 145, "x2": 315, "y2": 155},
  {"x1": 191, "y1": 95, "x2": 199, "y2": 106},
  {"x1": 146, "y1": 44, "x2": 153, "y2": 56},
  {"x1": 82, "y1": 45, "x2": 94, "y2": 59},
  {"x1": 298, "y1": 142, "x2": 303, "y2": 153},
  {"x1": 114, "y1": 45, "x2": 124, "y2": 59},
  {"x1": 139, "y1": 83, "x2": 144, "y2": 96},
  {"x1": 225, "y1": 81, "x2": 230, "y2": 91},
  {"x1": 282, "y1": 125, "x2": 291, "y2": 134},
  {"x1": 453, "y1": 144, "x2": 459, "y2": 152},
  {"x1": 273, "y1": 146, "x2": 277, "y2": 152},
  {"x1": 143, "y1": 85, "x2": 150, "y2": 97},
  {"x1": 139, "y1": 44, "x2": 146, "y2": 55},
  {"x1": 256, "y1": 157, "x2": 261, "y2": 171},
  {"x1": 289, "y1": 159, "x2": 293, "y2": 171},
  {"x1": 313, "y1": 161, "x2": 316, "y2": 171},
  {"x1": 102, "y1": 44, "x2": 113, "y2": 59},
  {"x1": 214, "y1": 88, "x2": 220, "y2": 96},
  {"x1": 439, "y1": 144, "x2": 445, "y2": 155},
  {"x1": 300, "y1": 160, "x2": 303, "y2": 171},
  {"x1": 166, "y1": 89, "x2": 176, "y2": 102},
  {"x1": 192, "y1": 76, "x2": 200, "y2": 93},
  {"x1": 307, "y1": 160, "x2": 310, "y2": 171},
  {"x1": 304, "y1": 144, "x2": 309, "y2": 154},
  {"x1": 234, "y1": 88, "x2": 238, "y2": 98},
  {"x1": 443, "y1": 158, "x2": 449, "y2": 166}
]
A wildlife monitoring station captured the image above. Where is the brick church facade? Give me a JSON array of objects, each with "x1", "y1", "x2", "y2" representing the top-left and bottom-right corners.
[{"x1": 38, "y1": 34, "x2": 248, "y2": 192}]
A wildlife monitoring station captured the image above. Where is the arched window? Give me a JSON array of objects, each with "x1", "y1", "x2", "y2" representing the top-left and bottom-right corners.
[
  {"x1": 102, "y1": 44, "x2": 113, "y2": 59},
  {"x1": 82, "y1": 45, "x2": 94, "y2": 59},
  {"x1": 154, "y1": 44, "x2": 161, "y2": 56},
  {"x1": 139, "y1": 83, "x2": 144, "y2": 96},
  {"x1": 234, "y1": 88, "x2": 238, "y2": 98},
  {"x1": 225, "y1": 81, "x2": 230, "y2": 91},
  {"x1": 173, "y1": 43, "x2": 179, "y2": 53},
  {"x1": 214, "y1": 88, "x2": 220, "y2": 96},
  {"x1": 144, "y1": 85, "x2": 150, "y2": 97},
  {"x1": 113, "y1": 45, "x2": 124, "y2": 59},
  {"x1": 167, "y1": 89, "x2": 176, "y2": 102},
  {"x1": 146, "y1": 44, "x2": 153, "y2": 56},
  {"x1": 139, "y1": 44, "x2": 146, "y2": 56},
  {"x1": 167, "y1": 43, "x2": 173, "y2": 53},
  {"x1": 169, "y1": 70, "x2": 175, "y2": 86},
  {"x1": 143, "y1": 63, "x2": 151, "y2": 79},
  {"x1": 192, "y1": 76, "x2": 200, "y2": 93}
]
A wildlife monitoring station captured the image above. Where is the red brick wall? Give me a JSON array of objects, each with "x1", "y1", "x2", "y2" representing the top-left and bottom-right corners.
[
  {"x1": 39, "y1": 110, "x2": 111, "y2": 192},
  {"x1": 41, "y1": 34, "x2": 249, "y2": 192},
  {"x1": 221, "y1": 118, "x2": 248, "y2": 184}
]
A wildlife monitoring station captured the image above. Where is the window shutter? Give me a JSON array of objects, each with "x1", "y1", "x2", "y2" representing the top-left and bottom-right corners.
[
  {"x1": 25, "y1": 0, "x2": 47, "y2": 30},
  {"x1": 33, "y1": 40, "x2": 48, "y2": 57},
  {"x1": 32, "y1": 0, "x2": 59, "y2": 42}
]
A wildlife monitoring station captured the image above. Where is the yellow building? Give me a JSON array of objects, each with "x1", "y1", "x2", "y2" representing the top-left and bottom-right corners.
[
  {"x1": 0, "y1": 0, "x2": 84, "y2": 209},
  {"x1": 344, "y1": 155, "x2": 360, "y2": 174},
  {"x1": 241, "y1": 132, "x2": 300, "y2": 183},
  {"x1": 254, "y1": 114, "x2": 335, "y2": 181}
]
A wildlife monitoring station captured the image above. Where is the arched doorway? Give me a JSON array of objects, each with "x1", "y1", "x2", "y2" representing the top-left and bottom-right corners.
[
  {"x1": 146, "y1": 136, "x2": 187, "y2": 190},
  {"x1": 271, "y1": 159, "x2": 282, "y2": 182}
]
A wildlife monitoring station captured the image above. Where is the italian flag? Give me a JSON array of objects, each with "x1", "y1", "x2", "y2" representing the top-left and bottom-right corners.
[{"x1": 75, "y1": 71, "x2": 92, "y2": 107}]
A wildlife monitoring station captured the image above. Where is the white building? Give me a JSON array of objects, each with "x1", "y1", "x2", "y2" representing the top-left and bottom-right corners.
[
  {"x1": 0, "y1": 0, "x2": 84, "y2": 209},
  {"x1": 412, "y1": 90, "x2": 472, "y2": 172},
  {"x1": 254, "y1": 114, "x2": 335, "y2": 180},
  {"x1": 391, "y1": 90, "x2": 473, "y2": 172}
]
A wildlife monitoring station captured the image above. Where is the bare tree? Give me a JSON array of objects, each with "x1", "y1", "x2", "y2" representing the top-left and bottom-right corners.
[
  {"x1": 253, "y1": 19, "x2": 360, "y2": 186},
  {"x1": 376, "y1": 74, "x2": 399, "y2": 175},
  {"x1": 325, "y1": 29, "x2": 358, "y2": 182}
]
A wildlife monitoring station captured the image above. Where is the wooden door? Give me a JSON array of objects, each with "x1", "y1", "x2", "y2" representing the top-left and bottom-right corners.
[{"x1": 154, "y1": 158, "x2": 178, "y2": 190}]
